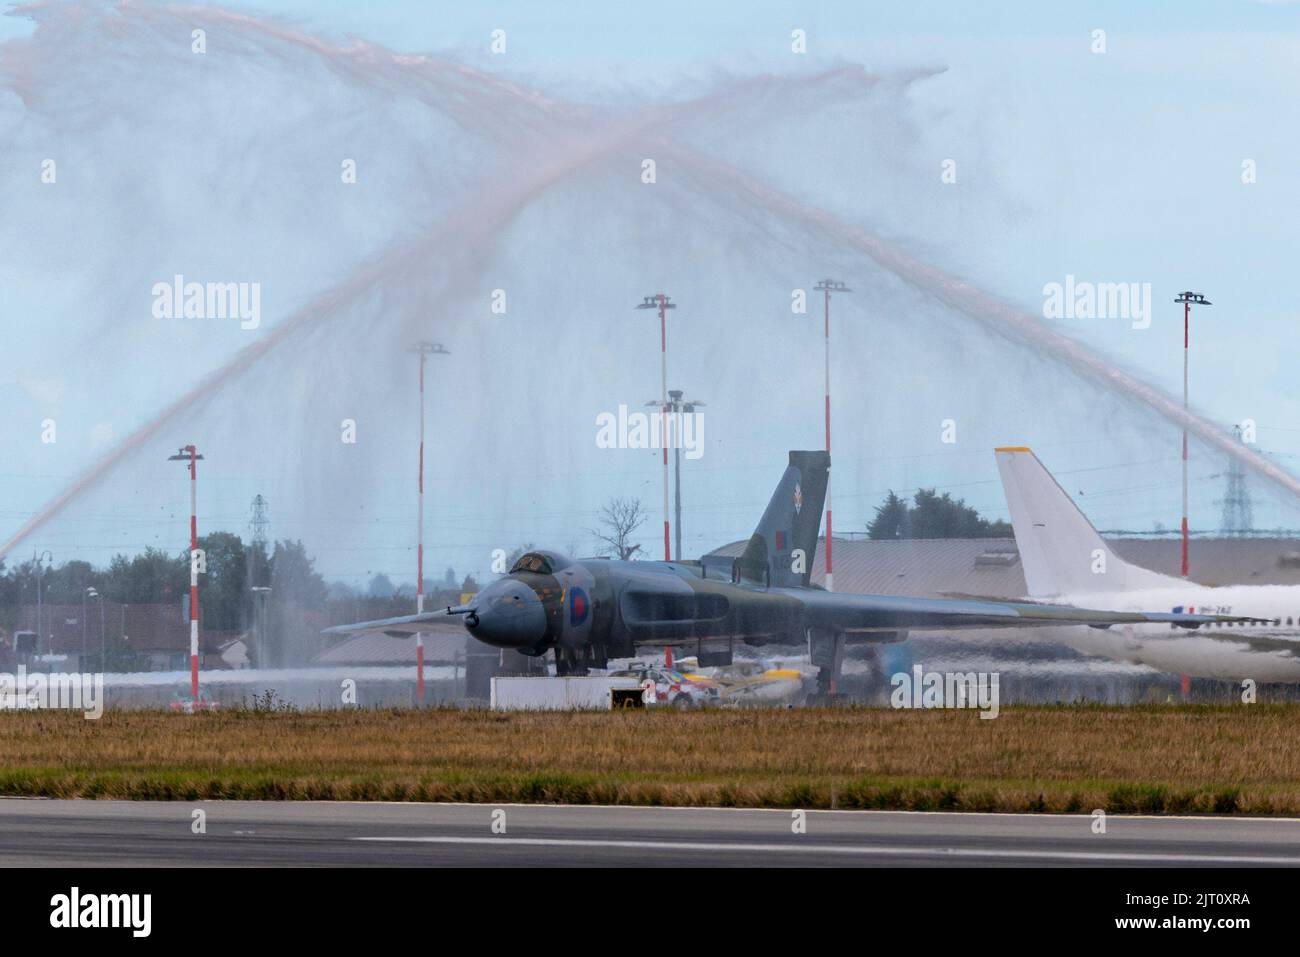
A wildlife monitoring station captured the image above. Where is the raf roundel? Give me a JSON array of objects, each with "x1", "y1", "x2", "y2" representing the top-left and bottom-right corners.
[{"x1": 569, "y1": 586, "x2": 590, "y2": 626}]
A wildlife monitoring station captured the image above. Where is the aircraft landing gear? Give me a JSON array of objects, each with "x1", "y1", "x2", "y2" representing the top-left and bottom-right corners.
[
  {"x1": 807, "y1": 627, "x2": 846, "y2": 704},
  {"x1": 553, "y1": 645, "x2": 590, "y2": 676},
  {"x1": 857, "y1": 645, "x2": 888, "y2": 704}
]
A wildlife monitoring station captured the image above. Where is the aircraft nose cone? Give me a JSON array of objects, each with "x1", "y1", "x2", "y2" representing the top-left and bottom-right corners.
[{"x1": 463, "y1": 579, "x2": 547, "y2": 649}]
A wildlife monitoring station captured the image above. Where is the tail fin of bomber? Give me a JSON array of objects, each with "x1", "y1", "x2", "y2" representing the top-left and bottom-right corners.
[
  {"x1": 737, "y1": 450, "x2": 829, "y2": 588},
  {"x1": 994, "y1": 446, "x2": 1180, "y2": 598}
]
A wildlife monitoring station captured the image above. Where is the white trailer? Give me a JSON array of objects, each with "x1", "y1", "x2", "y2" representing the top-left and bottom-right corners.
[{"x1": 490, "y1": 676, "x2": 645, "y2": 711}]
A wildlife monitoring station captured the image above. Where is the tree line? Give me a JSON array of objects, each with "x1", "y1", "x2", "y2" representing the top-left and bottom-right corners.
[
  {"x1": 867, "y1": 489, "x2": 1012, "y2": 540},
  {"x1": 0, "y1": 534, "x2": 328, "y2": 633}
]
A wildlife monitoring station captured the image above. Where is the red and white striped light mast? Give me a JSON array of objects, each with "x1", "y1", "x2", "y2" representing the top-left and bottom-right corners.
[
  {"x1": 409, "y1": 342, "x2": 450, "y2": 704},
  {"x1": 1173, "y1": 292, "x2": 1211, "y2": 579},
  {"x1": 635, "y1": 294, "x2": 676, "y2": 562},
  {"x1": 813, "y1": 280, "x2": 851, "y2": 592},
  {"x1": 168, "y1": 445, "x2": 204, "y2": 699}
]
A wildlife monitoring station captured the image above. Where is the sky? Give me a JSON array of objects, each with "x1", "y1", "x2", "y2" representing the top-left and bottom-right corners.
[{"x1": 2, "y1": 0, "x2": 1299, "y2": 587}]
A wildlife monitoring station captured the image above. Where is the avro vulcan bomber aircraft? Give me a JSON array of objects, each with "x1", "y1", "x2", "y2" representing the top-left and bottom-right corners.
[{"x1": 327, "y1": 451, "x2": 1238, "y2": 692}]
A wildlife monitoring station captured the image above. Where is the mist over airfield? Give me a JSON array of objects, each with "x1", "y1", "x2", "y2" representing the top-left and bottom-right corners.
[{"x1": 2, "y1": 1, "x2": 1299, "y2": 586}]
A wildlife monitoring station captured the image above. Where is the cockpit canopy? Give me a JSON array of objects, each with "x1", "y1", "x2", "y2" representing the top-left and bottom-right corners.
[{"x1": 509, "y1": 550, "x2": 575, "y2": 575}]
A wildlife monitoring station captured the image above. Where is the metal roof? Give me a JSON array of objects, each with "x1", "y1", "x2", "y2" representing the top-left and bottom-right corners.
[{"x1": 313, "y1": 622, "x2": 472, "y2": 665}]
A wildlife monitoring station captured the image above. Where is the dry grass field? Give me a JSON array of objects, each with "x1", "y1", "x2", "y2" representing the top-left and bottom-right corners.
[{"x1": 1, "y1": 704, "x2": 1298, "y2": 813}]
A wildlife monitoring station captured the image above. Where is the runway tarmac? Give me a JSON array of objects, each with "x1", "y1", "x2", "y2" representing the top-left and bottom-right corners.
[{"x1": 1, "y1": 799, "x2": 1299, "y2": 866}]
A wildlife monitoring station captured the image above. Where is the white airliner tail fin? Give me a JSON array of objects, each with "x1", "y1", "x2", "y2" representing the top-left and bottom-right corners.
[{"x1": 994, "y1": 447, "x2": 1182, "y2": 598}]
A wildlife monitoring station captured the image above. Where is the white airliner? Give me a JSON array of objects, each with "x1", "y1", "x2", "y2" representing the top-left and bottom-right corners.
[{"x1": 995, "y1": 446, "x2": 1300, "y2": 682}]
